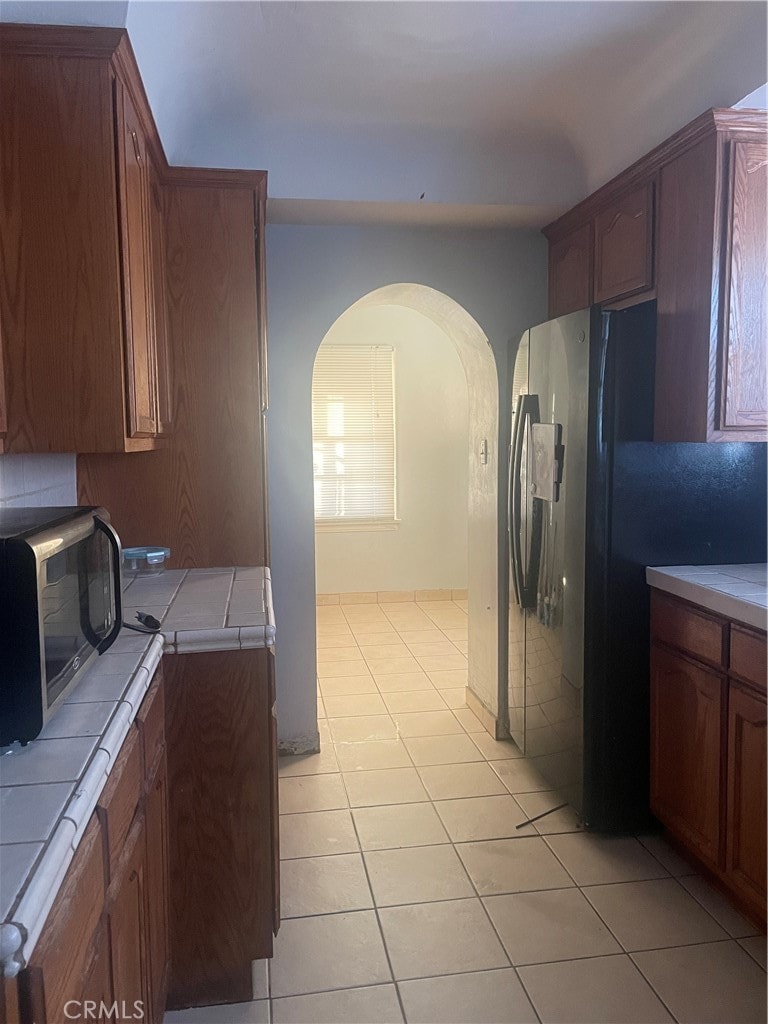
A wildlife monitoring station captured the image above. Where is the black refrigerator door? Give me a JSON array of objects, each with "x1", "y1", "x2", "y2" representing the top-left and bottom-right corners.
[{"x1": 583, "y1": 301, "x2": 767, "y2": 832}]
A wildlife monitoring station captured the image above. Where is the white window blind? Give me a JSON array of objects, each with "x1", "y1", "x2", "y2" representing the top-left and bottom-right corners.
[{"x1": 312, "y1": 345, "x2": 397, "y2": 524}]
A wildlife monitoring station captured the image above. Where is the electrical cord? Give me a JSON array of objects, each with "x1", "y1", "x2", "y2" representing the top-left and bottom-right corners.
[{"x1": 122, "y1": 610, "x2": 162, "y2": 633}]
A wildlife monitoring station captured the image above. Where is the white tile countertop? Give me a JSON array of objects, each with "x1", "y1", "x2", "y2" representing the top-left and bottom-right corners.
[
  {"x1": 646, "y1": 564, "x2": 768, "y2": 631},
  {"x1": 123, "y1": 565, "x2": 275, "y2": 652},
  {"x1": 0, "y1": 566, "x2": 274, "y2": 977}
]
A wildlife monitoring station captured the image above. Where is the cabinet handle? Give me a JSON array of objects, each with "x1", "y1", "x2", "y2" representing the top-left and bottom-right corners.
[
  {"x1": 130, "y1": 129, "x2": 142, "y2": 165},
  {"x1": 129, "y1": 869, "x2": 138, "y2": 883}
]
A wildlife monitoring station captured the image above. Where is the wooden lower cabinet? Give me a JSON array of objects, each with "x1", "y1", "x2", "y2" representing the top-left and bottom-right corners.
[
  {"x1": 726, "y1": 683, "x2": 767, "y2": 910},
  {"x1": 144, "y1": 754, "x2": 170, "y2": 1023},
  {"x1": 9, "y1": 650, "x2": 278, "y2": 1021},
  {"x1": 650, "y1": 589, "x2": 767, "y2": 924},
  {"x1": 107, "y1": 819, "x2": 150, "y2": 1021},
  {"x1": 14, "y1": 668, "x2": 169, "y2": 1024},
  {"x1": 79, "y1": 923, "x2": 113, "y2": 1023},
  {"x1": 650, "y1": 645, "x2": 724, "y2": 868},
  {"x1": 164, "y1": 648, "x2": 279, "y2": 1011}
]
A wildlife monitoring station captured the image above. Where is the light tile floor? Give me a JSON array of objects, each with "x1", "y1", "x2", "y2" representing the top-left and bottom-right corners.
[{"x1": 166, "y1": 599, "x2": 767, "y2": 1024}]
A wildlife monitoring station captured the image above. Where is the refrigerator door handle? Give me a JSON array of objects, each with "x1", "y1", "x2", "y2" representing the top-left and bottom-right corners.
[{"x1": 511, "y1": 393, "x2": 541, "y2": 609}]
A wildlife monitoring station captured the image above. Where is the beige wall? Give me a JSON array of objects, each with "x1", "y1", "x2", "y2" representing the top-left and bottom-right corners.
[{"x1": 314, "y1": 305, "x2": 469, "y2": 594}]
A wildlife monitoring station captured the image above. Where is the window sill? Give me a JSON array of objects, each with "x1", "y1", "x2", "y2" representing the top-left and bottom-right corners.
[{"x1": 315, "y1": 519, "x2": 401, "y2": 534}]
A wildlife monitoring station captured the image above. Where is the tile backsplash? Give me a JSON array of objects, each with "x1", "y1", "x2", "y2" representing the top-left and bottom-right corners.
[{"x1": 0, "y1": 454, "x2": 77, "y2": 508}]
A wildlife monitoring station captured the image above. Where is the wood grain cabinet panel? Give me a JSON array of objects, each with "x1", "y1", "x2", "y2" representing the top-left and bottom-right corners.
[
  {"x1": 164, "y1": 649, "x2": 278, "y2": 1010},
  {"x1": 79, "y1": 921, "x2": 114, "y2": 1022},
  {"x1": 115, "y1": 78, "x2": 157, "y2": 438},
  {"x1": 720, "y1": 139, "x2": 768, "y2": 433},
  {"x1": 650, "y1": 592, "x2": 725, "y2": 668},
  {"x1": 726, "y1": 682, "x2": 767, "y2": 913},
  {"x1": 13, "y1": 665, "x2": 171, "y2": 1024},
  {"x1": 0, "y1": 327, "x2": 7, "y2": 453},
  {"x1": 649, "y1": 588, "x2": 767, "y2": 926},
  {"x1": 137, "y1": 669, "x2": 165, "y2": 779},
  {"x1": 593, "y1": 183, "x2": 654, "y2": 303},
  {"x1": 97, "y1": 724, "x2": 142, "y2": 879},
  {"x1": 19, "y1": 817, "x2": 106, "y2": 1024},
  {"x1": 149, "y1": 158, "x2": 173, "y2": 436},
  {"x1": 0, "y1": 26, "x2": 169, "y2": 452},
  {"x1": 544, "y1": 109, "x2": 767, "y2": 443},
  {"x1": 650, "y1": 643, "x2": 724, "y2": 868},
  {"x1": 144, "y1": 752, "x2": 170, "y2": 1024},
  {"x1": 268, "y1": 650, "x2": 280, "y2": 937},
  {"x1": 729, "y1": 624, "x2": 767, "y2": 692},
  {"x1": 107, "y1": 819, "x2": 151, "y2": 1021},
  {"x1": 548, "y1": 224, "x2": 592, "y2": 318}
]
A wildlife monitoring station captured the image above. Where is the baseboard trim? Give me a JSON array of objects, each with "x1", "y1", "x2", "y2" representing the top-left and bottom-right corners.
[
  {"x1": 316, "y1": 589, "x2": 465, "y2": 606},
  {"x1": 465, "y1": 686, "x2": 505, "y2": 740},
  {"x1": 278, "y1": 731, "x2": 320, "y2": 756}
]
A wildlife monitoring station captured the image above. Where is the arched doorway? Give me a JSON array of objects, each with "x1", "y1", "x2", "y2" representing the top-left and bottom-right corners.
[{"x1": 312, "y1": 284, "x2": 501, "y2": 735}]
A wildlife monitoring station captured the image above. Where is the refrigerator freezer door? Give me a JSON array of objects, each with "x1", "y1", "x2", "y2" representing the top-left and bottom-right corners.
[
  {"x1": 522, "y1": 309, "x2": 591, "y2": 813},
  {"x1": 508, "y1": 330, "x2": 529, "y2": 749}
]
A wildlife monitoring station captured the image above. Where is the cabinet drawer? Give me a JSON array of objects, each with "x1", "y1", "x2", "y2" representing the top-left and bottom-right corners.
[
  {"x1": 97, "y1": 725, "x2": 142, "y2": 878},
  {"x1": 23, "y1": 816, "x2": 105, "y2": 1023},
  {"x1": 651, "y1": 591, "x2": 726, "y2": 667},
  {"x1": 729, "y1": 625, "x2": 767, "y2": 692},
  {"x1": 137, "y1": 667, "x2": 165, "y2": 782}
]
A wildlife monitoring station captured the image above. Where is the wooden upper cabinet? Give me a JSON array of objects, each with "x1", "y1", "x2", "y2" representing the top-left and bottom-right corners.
[
  {"x1": 548, "y1": 223, "x2": 592, "y2": 319},
  {"x1": 655, "y1": 125, "x2": 768, "y2": 442},
  {"x1": 544, "y1": 108, "x2": 767, "y2": 443},
  {"x1": 149, "y1": 160, "x2": 173, "y2": 436},
  {"x1": 593, "y1": 182, "x2": 654, "y2": 303},
  {"x1": 0, "y1": 25, "x2": 169, "y2": 452},
  {"x1": 719, "y1": 139, "x2": 768, "y2": 434},
  {"x1": 116, "y1": 79, "x2": 157, "y2": 438}
]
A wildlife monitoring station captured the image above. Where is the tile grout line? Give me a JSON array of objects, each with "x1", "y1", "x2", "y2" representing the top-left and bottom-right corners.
[{"x1": 337, "y1": 752, "x2": 409, "y2": 1024}]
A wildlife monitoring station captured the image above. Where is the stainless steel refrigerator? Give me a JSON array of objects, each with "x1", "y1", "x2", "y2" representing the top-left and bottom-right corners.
[{"x1": 507, "y1": 302, "x2": 767, "y2": 832}]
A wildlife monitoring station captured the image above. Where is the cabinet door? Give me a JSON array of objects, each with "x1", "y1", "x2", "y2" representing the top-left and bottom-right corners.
[
  {"x1": 80, "y1": 920, "x2": 113, "y2": 1022},
  {"x1": 268, "y1": 650, "x2": 280, "y2": 936},
  {"x1": 720, "y1": 140, "x2": 768, "y2": 434},
  {"x1": 650, "y1": 643, "x2": 724, "y2": 867},
  {"x1": 115, "y1": 78, "x2": 157, "y2": 438},
  {"x1": 548, "y1": 223, "x2": 592, "y2": 319},
  {"x1": 593, "y1": 183, "x2": 654, "y2": 303},
  {"x1": 108, "y1": 819, "x2": 150, "y2": 1022},
  {"x1": 149, "y1": 161, "x2": 172, "y2": 435},
  {"x1": 145, "y1": 753, "x2": 170, "y2": 1024},
  {"x1": 0, "y1": 323, "x2": 7, "y2": 451},
  {"x1": 726, "y1": 683, "x2": 767, "y2": 911}
]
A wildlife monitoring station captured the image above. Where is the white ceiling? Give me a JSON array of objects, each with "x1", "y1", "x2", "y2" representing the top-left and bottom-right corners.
[{"x1": 2, "y1": 0, "x2": 766, "y2": 225}]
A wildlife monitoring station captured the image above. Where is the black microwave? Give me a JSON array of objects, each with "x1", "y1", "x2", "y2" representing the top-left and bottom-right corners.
[{"x1": 0, "y1": 506, "x2": 123, "y2": 745}]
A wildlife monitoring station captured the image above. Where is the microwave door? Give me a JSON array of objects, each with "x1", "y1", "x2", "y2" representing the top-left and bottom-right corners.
[{"x1": 78, "y1": 517, "x2": 123, "y2": 653}]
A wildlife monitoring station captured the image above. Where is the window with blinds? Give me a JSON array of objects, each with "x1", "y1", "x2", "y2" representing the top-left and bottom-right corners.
[{"x1": 312, "y1": 345, "x2": 397, "y2": 525}]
